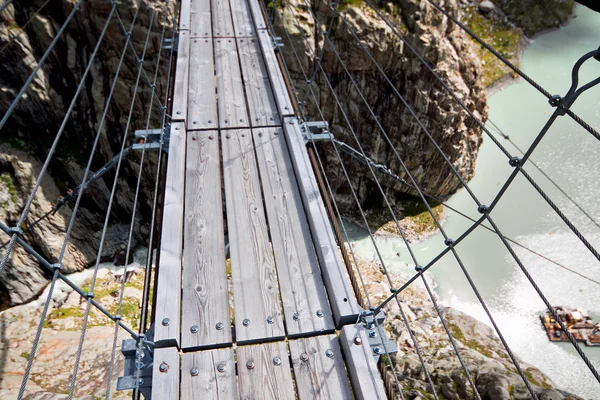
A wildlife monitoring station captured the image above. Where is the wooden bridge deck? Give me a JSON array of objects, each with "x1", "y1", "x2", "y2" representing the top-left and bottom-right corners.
[{"x1": 150, "y1": 0, "x2": 387, "y2": 397}]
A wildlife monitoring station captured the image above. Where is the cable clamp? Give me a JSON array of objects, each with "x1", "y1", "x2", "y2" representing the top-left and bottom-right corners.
[
  {"x1": 51, "y1": 263, "x2": 63, "y2": 271},
  {"x1": 508, "y1": 157, "x2": 521, "y2": 167},
  {"x1": 85, "y1": 291, "x2": 95, "y2": 299},
  {"x1": 8, "y1": 226, "x2": 23, "y2": 236}
]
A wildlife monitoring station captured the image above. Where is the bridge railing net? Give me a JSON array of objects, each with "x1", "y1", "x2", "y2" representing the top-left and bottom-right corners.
[
  {"x1": 267, "y1": 0, "x2": 600, "y2": 398},
  {"x1": 0, "y1": 0, "x2": 177, "y2": 398}
]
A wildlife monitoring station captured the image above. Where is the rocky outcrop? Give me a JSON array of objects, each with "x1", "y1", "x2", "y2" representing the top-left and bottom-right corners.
[
  {"x1": 356, "y1": 256, "x2": 582, "y2": 400},
  {"x1": 275, "y1": 0, "x2": 487, "y2": 220},
  {"x1": 490, "y1": 0, "x2": 574, "y2": 36},
  {"x1": 0, "y1": 0, "x2": 172, "y2": 308}
]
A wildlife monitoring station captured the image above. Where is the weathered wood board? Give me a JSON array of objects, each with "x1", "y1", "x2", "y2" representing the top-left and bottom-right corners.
[
  {"x1": 238, "y1": 39, "x2": 281, "y2": 127},
  {"x1": 190, "y1": 0, "x2": 211, "y2": 37},
  {"x1": 214, "y1": 39, "x2": 250, "y2": 129},
  {"x1": 282, "y1": 117, "x2": 360, "y2": 328},
  {"x1": 252, "y1": 127, "x2": 334, "y2": 336},
  {"x1": 340, "y1": 324, "x2": 387, "y2": 400},
  {"x1": 181, "y1": 131, "x2": 231, "y2": 350},
  {"x1": 179, "y1": 0, "x2": 191, "y2": 31},
  {"x1": 221, "y1": 130, "x2": 284, "y2": 343},
  {"x1": 181, "y1": 348, "x2": 238, "y2": 400},
  {"x1": 289, "y1": 335, "x2": 353, "y2": 399},
  {"x1": 154, "y1": 122, "x2": 187, "y2": 347},
  {"x1": 152, "y1": 347, "x2": 179, "y2": 400},
  {"x1": 172, "y1": 31, "x2": 190, "y2": 123},
  {"x1": 257, "y1": 29, "x2": 294, "y2": 117},
  {"x1": 246, "y1": 0, "x2": 266, "y2": 30},
  {"x1": 237, "y1": 342, "x2": 295, "y2": 400},
  {"x1": 230, "y1": 0, "x2": 255, "y2": 37},
  {"x1": 212, "y1": 0, "x2": 234, "y2": 37},
  {"x1": 187, "y1": 38, "x2": 218, "y2": 131}
]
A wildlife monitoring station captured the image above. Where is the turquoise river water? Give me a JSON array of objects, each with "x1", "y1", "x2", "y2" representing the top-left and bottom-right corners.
[{"x1": 345, "y1": 6, "x2": 600, "y2": 398}]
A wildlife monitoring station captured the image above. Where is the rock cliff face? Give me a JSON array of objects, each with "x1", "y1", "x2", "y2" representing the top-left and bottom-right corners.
[
  {"x1": 275, "y1": 0, "x2": 487, "y2": 219},
  {"x1": 0, "y1": 0, "x2": 172, "y2": 308}
]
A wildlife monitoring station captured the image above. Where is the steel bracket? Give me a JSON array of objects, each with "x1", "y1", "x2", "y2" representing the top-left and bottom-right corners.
[
  {"x1": 300, "y1": 120, "x2": 333, "y2": 144},
  {"x1": 132, "y1": 125, "x2": 170, "y2": 154},
  {"x1": 163, "y1": 37, "x2": 178, "y2": 53},
  {"x1": 117, "y1": 325, "x2": 155, "y2": 399},
  {"x1": 362, "y1": 310, "x2": 398, "y2": 361},
  {"x1": 271, "y1": 36, "x2": 284, "y2": 51}
]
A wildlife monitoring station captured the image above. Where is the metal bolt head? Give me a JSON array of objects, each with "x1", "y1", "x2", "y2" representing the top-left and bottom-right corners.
[
  {"x1": 161, "y1": 318, "x2": 170, "y2": 326},
  {"x1": 273, "y1": 357, "x2": 282, "y2": 366},
  {"x1": 354, "y1": 337, "x2": 362, "y2": 345},
  {"x1": 159, "y1": 362, "x2": 169, "y2": 373},
  {"x1": 325, "y1": 349, "x2": 334, "y2": 358},
  {"x1": 246, "y1": 360, "x2": 255, "y2": 370},
  {"x1": 293, "y1": 312, "x2": 300, "y2": 321},
  {"x1": 316, "y1": 310, "x2": 324, "y2": 318},
  {"x1": 300, "y1": 353, "x2": 309, "y2": 362},
  {"x1": 217, "y1": 363, "x2": 226, "y2": 373},
  {"x1": 190, "y1": 325, "x2": 199, "y2": 333},
  {"x1": 267, "y1": 317, "x2": 274, "y2": 324},
  {"x1": 373, "y1": 347, "x2": 381, "y2": 355},
  {"x1": 242, "y1": 318, "x2": 250, "y2": 327},
  {"x1": 216, "y1": 322, "x2": 224, "y2": 330},
  {"x1": 190, "y1": 367, "x2": 199, "y2": 376},
  {"x1": 138, "y1": 378, "x2": 144, "y2": 386},
  {"x1": 369, "y1": 330, "x2": 377, "y2": 338}
]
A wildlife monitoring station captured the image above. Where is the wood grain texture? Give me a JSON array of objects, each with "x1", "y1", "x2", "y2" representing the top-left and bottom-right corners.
[
  {"x1": 252, "y1": 127, "x2": 334, "y2": 337},
  {"x1": 179, "y1": 0, "x2": 191, "y2": 31},
  {"x1": 212, "y1": 0, "x2": 234, "y2": 37},
  {"x1": 188, "y1": 38, "x2": 218, "y2": 131},
  {"x1": 340, "y1": 325, "x2": 387, "y2": 400},
  {"x1": 238, "y1": 39, "x2": 281, "y2": 127},
  {"x1": 190, "y1": 0, "x2": 211, "y2": 37},
  {"x1": 246, "y1": 0, "x2": 266, "y2": 30},
  {"x1": 154, "y1": 122, "x2": 186, "y2": 347},
  {"x1": 221, "y1": 130, "x2": 284, "y2": 343},
  {"x1": 152, "y1": 347, "x2": 180, "y2": 400},
  {"x1": 257, "y1": 29, "x2": 294, "y2": 117},
  {"x1": 229, "y1": 0, "x2": 255, "y2": 37},
  {"x1": 181, "y1": 348, "x2": 237, "y2": 400},
  {"x1": 181, "y1": 131, "x2": 231, "y2": 350},
  {"x1": 289, "y1": 335, "x2": 353, "y2": 399},
  {"x1": 282, "y1": 117, "x2": 360, "y2": 328},
  {"x1": 237, "y1": 342, "x2": 295, "y2": 400},
  {"x1": 214, "y1": 39, "x2": 250, "y2": 129},
  {"x1": 172, "y1": 31, "x2": 190, "y2": 123}
]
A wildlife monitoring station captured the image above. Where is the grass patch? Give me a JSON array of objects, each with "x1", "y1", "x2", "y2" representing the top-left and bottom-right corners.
[
  {"x1": 338, "y1": 0, "x2": 363, "y2": 11},
  {"x1": 20, "y1": 351, "x2": 30, "y2": 360},
  {"x1": 0, "y1": 172, "x2": 18, "y2": 208},
  {"x1": 524, "y1": 369, "x2": 551, "y2": 389},
  {"x1": 448, "y1": 323, "x2": 464, "y2": 341},
  {"x1": 463, "y1": 6, "x2": 521, "y2": 87}
]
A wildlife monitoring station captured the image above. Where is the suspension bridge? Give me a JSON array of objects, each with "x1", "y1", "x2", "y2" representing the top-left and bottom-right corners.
[{"x1": 1, "y1": 0, "x2": 599, "y2": 398}]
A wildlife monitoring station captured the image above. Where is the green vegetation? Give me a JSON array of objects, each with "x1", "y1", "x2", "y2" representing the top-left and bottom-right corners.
[
  {"x1": 448, "y1": 323, "x2": 464, "y2": 341},
  {"x1": 20, "y1": 351, "x2": 30, "y2": 360},
  {"x1": 338, "y1": 0, "x2": 363, "y2": 11},
  {"x1": 508, "y1": 385, "x2": 515, "y2": 395},
  {"x1": 463, "y1": 6, "x2": 521, "y2": 87},
  {"x1": 524, "y1": 368, "x2": 551, "y2": 389},
  {"x1": 44, "y1": 306, "x2": 86, "y2": 327},
  {"x1": 0, "y1": 172, "x2": 18, "y2": 209}
]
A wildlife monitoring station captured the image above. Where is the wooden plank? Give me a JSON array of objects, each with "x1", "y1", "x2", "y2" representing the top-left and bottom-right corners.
[
  {"x1": 181, "y1": 348, "x2": 237, "y2": 400},
  {"x1": 247, "y1": 0, "x2": 266, "y2": 30},
  {"x1": 190, "y1": 0, "x2": 211, "y2": 38},
  {"x1": 238, "y1": 39, "x2": 281, "y2": 127},
  {"x1": 214, "y1": 38, "x2": 250, "y2": 129},
  {"x1": 221, "y1": 130, "x2": 284, "y2": 343},
  {"x1": 252, "y1": 127, "x2": 334, "y2": 336},
  {"x1": 172, "y1": 31, "x2": 190, "y2": 123},
  {"x1": 237, "y1": 342, "x2": 295, "y2": 400},
  {"x1": 282, "y1": 117, "x2": 360, "y2": 328},
  {"x1": 181, "y1": 131, "x2": 231, "y2": 350},
  {"x1": 187, "y1": 38, "x2": 217, "y2": 131},
  {"x1": 230, "y1": 0, "x2": 255, "y2": 37},
  {"x1": 154, "y1": 122, "x2": 186, "y2": 347},
  {"x1": 179, "y1": 0, "x2": 191, "y2": 31},
  {"x1": 340, "y1": 325, "x2": 387, "y2": 400},
  {"x1": 212, "y1": 0, "x2": 234, "y2": 37},
  {"x1": 289, "y1": 335, "x2": 353, "y2": 400},
  {"x1": 257, "y1": 29, "x2": 294, "y2": 117},
  {"x1": 151, "y1": 347, "x2": 179, "y2": 400}
]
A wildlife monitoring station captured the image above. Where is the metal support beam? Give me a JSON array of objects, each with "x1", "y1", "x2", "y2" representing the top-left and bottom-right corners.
[
  {"x1": 117, "y1": 325, "x2": 155, "y2": 399},
  {"x1": 300, "y1": 120, "x2": 333, "y2": 144},
  {"x1": 132, "y1": 125, "x2": 171, "y2": 153}
]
